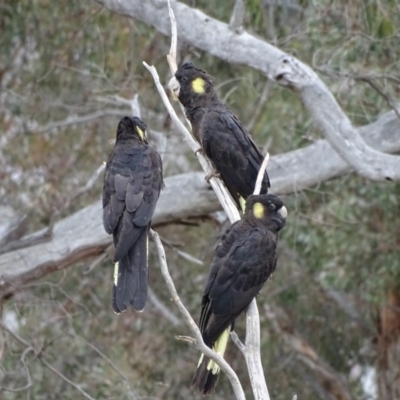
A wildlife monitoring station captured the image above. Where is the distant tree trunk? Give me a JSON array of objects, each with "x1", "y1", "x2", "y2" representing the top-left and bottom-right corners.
[{"x1": 377, "y1": 288, "x2": 400, "y2": 400}]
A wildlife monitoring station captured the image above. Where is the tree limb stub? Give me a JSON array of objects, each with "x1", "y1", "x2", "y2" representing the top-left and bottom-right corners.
[
  {"x1": 94, "y1": 0, "x2": 400, "y2": 181},
  {"x1": 0, "y1": 110, "x2": 399, "y2": 297}
]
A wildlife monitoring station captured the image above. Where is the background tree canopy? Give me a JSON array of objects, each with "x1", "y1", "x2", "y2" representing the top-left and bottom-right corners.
[{"x1": 0, "y1": 0, "x2": 399, "y2": 399}]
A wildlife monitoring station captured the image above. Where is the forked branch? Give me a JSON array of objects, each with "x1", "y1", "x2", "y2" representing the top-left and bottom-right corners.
[
  {"x1": 143, "y1": 2, "x2": 270, "y2": 399},
  {"x1": 150, "y1": 230, "x2": 246, "y2": 400}
]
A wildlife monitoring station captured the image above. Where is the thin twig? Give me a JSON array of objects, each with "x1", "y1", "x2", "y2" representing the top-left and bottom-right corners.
[
  {"x1": 37, "y1": 109, "x2": 124, "y2": 134},
  {"x1": 358, "y1": 76, "x2": 400, "y2": 120},
  {"x1": 230, "y1": 331, "x2": 245, "y2": 354},
  {"x1": 148, "y1": 286, "x2": 181, "y2": 327},
  {"x1": 174, "y1": 249, "x2": 204, "y2": 265},
  {"x1": 274, "y1": 56, "x2": 400, "y2": 181},
  {"x1": 0, "y1": 321, "x2": 31, "y2": 348},
  {"x1": 0, "y1": 220, "x2": 54, "y2": 255},
  {"x1": 70, "y1": 330, "x2": 135, "y2": 395},
  {"x1": 0, "y1": 321, "x2": 96, "y2": 400},
  {"x1": 150, "y1": 229, "x2": 246, "y2": 400},
  {"x1": 0, "y1": 347, "x2": 33, "y2": 393},
  {"x1": 65, "y1": 163, "x2": 106, "y2": 208},
  {"x1": 83, "y1": 251, "x2": 109, "y2": 274},
  {"x1": 246, "y1": 81, "x2": 272, "y2": 132},
  {"x1": 39, "y1": 357, "x2": 96, "y2": 400},
  {"x1": 160, "y1": 237, "x2": 204, "y2": 266}
]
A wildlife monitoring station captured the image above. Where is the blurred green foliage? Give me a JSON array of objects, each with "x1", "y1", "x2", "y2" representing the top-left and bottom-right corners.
[{"x1": 1, "y1": 0, "x2": 399, "y2": 399}]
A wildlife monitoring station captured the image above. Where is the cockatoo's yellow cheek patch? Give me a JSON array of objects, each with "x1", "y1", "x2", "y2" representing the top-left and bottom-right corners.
[
  {"x1": 253, "y1": 202, "x2": 265, "y2": 219},
  {"x1": 191, "y1": 77, "x2": 206, "y2": 94}
]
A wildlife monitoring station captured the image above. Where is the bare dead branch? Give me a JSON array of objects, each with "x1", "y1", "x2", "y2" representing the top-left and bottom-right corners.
[
  {"x1": 273, "y1": 56, "x2": 400, "y2": 181},
  {"x1": 0, "y1": 172, "x2": 221, "y2": 299},
  {"x1": 1, "y1": 106, "x2": 399, "y2": 296},
  {"x1": 316, "y1": 67, "x2": 400, "y2": 88},
  {"x1": 150, "y1": 229, "x2": 246, "y2": 400},
  {"x1": 160, "y1": 237, "x2": 204, "y2": 265},
  {"x1": 0, "y1": 220, "x2": 54, "y2": 256},
  {"x1": 155, "y1": 6, "x2": 270, "y2": 397},
  {"x1": 332, "y1": 71, "x2": 400, "y2": 123},
  {"x1": 141, "y1": 63, "x2": 198, "y2": 151},
  {"x1": 37, "y1": 109, "x2": 125, "y2": 134},
  {"x1": 83, "y1": 250, "x2": 110, "y2": 274},
  {"x1": 357, "y1": 76, "x2": 400, "y2": 119},
  {"x1": 254, "y1": 153, "x2": 270, "y2": 196},
  {"x1": 94, "y1": 0, "x2": 400, "y2": 181},
  {"x1": 145, "y1": 6, "x2": 248, "y2": 394},
  {"x1": 244, "y1": 300, "x2": 271, "y2": 399},
  {"x1": 165, "y1": 2, "x2": 192, "y2": 130},
  {"x1": 228, "y1": 151, "x2": 272, "y2": 399},
  {"x1": 0, "y1": 214, "x2": 27, "y2": 250},
  {"x1": 166, "y1": 0, "x2": 178, "y2": 73}
]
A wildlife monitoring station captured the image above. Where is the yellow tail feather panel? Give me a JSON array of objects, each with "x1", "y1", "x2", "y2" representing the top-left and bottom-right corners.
[{"x1": 206, "y1": 327, "x2": 230, "y2": 374}]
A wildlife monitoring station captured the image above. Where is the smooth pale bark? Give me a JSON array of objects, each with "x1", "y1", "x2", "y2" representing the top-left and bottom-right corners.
[
  {"x1": 94, "y1": 0, "x2": 400, "y2": 180},
  {"x1": 1, "y1": 108, "x2": 399, "y2": 296}
]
